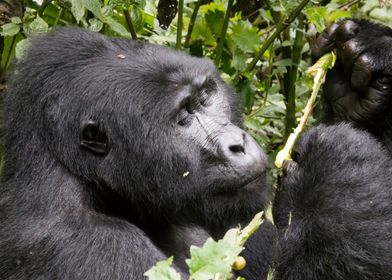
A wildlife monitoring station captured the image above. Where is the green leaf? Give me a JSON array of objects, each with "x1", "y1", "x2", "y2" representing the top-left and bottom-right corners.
[
  {"x1": 223, "y1": 212, "x2": 264, "y2": 246},
  {"x1": 0, "y1": 23, "x2": 20, "y2": 37},
  {"x1": 15, "y1": 39, "x2": 31, "y2": 60},
  {"x1": 204, "y1": 8, "x2": 224, "y2": 37},
  {"x1": 230, "y1": 21, "x2": 260, "y2": 53},
  {"x1": 89, "y1": 18, "x2": 103, "y2": 32},
  {"x1": 104, "y1": 18, "x2": 131, "y2": 38},
  {"x1": 144, "y1": 257, "x2": 181, "y2": 280},
  {"x1": 82, "y1": 0, "x2": 103, "y2": 19},
  {"x1": 27, "y1": 16, "x2": 49, "y2": 34},
  {"x1": 305, "y1": 7, "x2": 327, "y2": 32},
  {"x1": 186, "y1": 238, "x2": 243, "y2": 280},
  {"x1": 69, "y1": 0, "x2": 85, "y2": 23},
  {"x1": 369, "y1": 7, "x2": 392, "y2": 23},
  {"x1": 230, "y1": 49, "x2": 248, "y2": 72},
  {"x1": 10, "y1": 17, "x2": 22, "y2": 24},
  {"x1": 327, "y1": 10, "x2": 351, "y2": 23}
]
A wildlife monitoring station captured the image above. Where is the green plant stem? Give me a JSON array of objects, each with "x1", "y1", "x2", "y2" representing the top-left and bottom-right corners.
[
  {"x1": 284, "y1": 14, "x2": 304, "y2": 139},
  {"x1": 245, "y1": 0, "x2": 311, "y2": 72},
  {"x1": 176, "y1": 0, "x2": 184, "y2": 50},
  {"x1": 275, "y1": 52, "x2": 336, "y2": 168},
  {"x1": 184, "y1": 0, "x2": 202, "y2": 48},
  {"x1": 53, "y1": 7, "x2": 63, "y2": 26},
  {"x1": 214, "y1": 0, "x2": 234, "y2": 66},
  {"x1": 4, "y1": 35, "x2": 16, "y2": 70},
  {"x1": 38, "y1": 0, "x2": 52, "y2": 16},
  {"x1": 123, "y1": 9, "x2": 137, "y2": 40}
]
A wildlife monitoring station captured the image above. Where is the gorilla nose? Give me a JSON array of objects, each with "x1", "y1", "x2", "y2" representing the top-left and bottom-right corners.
[{"x1": 219, "y1": 125, "x2": 267, "y2": 174}]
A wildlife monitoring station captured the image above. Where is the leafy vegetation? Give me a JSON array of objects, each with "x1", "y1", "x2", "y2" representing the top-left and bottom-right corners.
[{"x1": 145, "y1": 212, "x2": 263, "y2": 280}]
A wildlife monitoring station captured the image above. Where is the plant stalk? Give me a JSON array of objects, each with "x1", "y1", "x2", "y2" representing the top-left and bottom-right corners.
[
  {"x1": 176, "y1": 0, "x2": 184, "y2": 50},
  {"x1": 214, "y1": 0, "x2": 234, "y2": 66}
]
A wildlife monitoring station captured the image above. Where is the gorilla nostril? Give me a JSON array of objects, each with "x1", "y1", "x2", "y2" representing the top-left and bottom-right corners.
[{"x1": 229, "y1": 144, "x2": 245, "y2": 155}]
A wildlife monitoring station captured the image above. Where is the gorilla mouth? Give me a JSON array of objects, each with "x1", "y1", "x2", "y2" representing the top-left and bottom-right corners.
[
  {"x1": 238, "y1": 174, "x2": 265, "y2": 190},
  {"x1": 217, "y1": 173, "x2": 266, "y2": 194}
]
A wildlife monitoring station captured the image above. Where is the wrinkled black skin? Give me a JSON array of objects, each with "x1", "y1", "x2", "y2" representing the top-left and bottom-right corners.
[
  {"x1": 273, "y1": 20, "x2": 392, "y2": 279},
  {"x1": 0, "y1": 28, "x2": 275, "y2": 279},
  {"x1": 311, "y1": 19, "x2": 392, "y2": 136}
]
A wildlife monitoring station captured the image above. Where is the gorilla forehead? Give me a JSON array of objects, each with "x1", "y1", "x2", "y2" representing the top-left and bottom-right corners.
[{"x1": 18, "y1": 27, "x2": 219, "y2": 117}]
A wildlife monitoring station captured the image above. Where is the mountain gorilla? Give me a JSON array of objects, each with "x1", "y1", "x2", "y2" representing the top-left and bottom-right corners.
[
  {"x1": 0, "y1": 26, "x2": 275, "y2": 279},
  {"x1": 0, "y1": 18, "x2": 392, "y2": 280}
]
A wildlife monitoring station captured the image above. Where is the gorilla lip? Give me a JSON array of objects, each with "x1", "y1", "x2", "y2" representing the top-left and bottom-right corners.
[{"x1": 237, "y1": 174, "x2": 265, "y2": 190}]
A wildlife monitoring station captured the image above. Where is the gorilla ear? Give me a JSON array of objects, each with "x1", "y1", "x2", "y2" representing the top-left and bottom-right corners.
[{"x1": 80, "y1": 121, "x2": 109, "y2": 155}]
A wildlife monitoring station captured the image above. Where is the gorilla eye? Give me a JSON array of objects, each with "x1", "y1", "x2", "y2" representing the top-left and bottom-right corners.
[{"x1": 185, "y1": 101, "x2": 194, "y2": 114}]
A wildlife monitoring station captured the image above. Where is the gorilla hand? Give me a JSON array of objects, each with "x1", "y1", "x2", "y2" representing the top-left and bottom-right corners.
[{"x1": 311, "y1": 19, "x2": 392, "y2": 130}]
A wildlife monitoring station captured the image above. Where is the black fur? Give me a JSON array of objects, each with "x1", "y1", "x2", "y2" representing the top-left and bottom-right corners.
[
  {"x1": 273, "y1": 124, "x2": 392, "y2": 279},
  {"x1": 273, "y1": 19, "x2": 392, "y2": 280},
  {"x1": 0, "y1": 27, "x2": 274, "y2": 279}
]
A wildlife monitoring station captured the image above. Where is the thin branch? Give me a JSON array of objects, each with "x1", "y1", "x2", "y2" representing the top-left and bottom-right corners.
[
  {"x1": 214, "y1": 0, "x2": 234, "y2": 66},
  {"x1": 176, "y1": 0, "x2": 184, "y2": 50},
  {"x1": 123, "y1": 10, "x2": 137, "y2": 40},
  {"x1": 285, "y1": 14, "x2": 305, "y2": 138},
  {"x1": 245, "y1": 0, "x2": 311, "y2": 72},
  {"x1": 339, "y1": 0, "x2": 360, "y2": 10},
  {"x1": 184, "y1": 0, "x2": 202, "y2": 48}
]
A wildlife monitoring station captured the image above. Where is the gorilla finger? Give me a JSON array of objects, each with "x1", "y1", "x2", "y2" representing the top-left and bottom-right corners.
[
  {"x1": 351, "y1": 54, "x2": 373, "y2": 90},
  {"x1": 350, "y1": 87, "x2": 390, "y2": 127},
  {"x1": 335, "y1": 20, "x2": 360, "y2": 47},
  {"x1": 310, "y1": 23, "x2": 339, "y2": 58},
  {"x1": 338, "y1": 39, "x2": 365, "y2": 77},
  {"x1": 371, "y1": 75, "x2": 392, "y2": 93},
  {"x1": 324, "y1": 67, "x2": 351, "y2": 101}
]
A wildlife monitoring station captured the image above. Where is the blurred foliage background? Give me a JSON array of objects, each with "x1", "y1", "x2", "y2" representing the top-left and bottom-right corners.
[{"x1": 0, "y1": 0, "x2": 391, "y2": 166}]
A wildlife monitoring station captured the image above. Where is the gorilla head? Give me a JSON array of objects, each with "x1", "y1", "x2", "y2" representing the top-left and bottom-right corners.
[{"x1": 5, "y1": 27, "x2": 270, "y2": 235}]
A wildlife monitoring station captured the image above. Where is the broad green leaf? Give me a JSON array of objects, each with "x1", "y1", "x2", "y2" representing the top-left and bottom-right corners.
[
  {"x1": 369, "y1": 7, "x2": 392, "y2": 23},
  {"x1": 144, "y1": 257, "x2": 181, "y2": 280},
  {"x1": 105, "y1": 18, "x2": 131, "y2": 38},
  {"x1": 327, "y1": 10, "x2": 351, "y2": 23},
  {"x1": 186, "y1": 238, "x2": 243, "y2": 280},
  {"x1": 204, "y1": 9, "x2": 224, "y2": 37},
  {"x1": 15, "y1": 39, "x2": 31, "y2": 60},
  {"x1": 82, "y1": 0, "x2": 103, "y2": 19},
  {"x1": 230, "y1": 21, "x2": 260, "y2": 53},
  {"x1": 10, "y1": 17, "x2": 22, "y2": 25},
  {"x1": 222, "y1": 212, "x2": 264, "y2": 247},
  {"x1": 230, "y1": 49, "x2": 248, "y2": 72},
  {"x1": 27, "y1": 16, "x2": 49, "y2": 34},
  {"x1": 305, "y1": 7, "x2": 327, "y2": 32},
  {"x1": 89, "y1": 18, "x2": 103, "y2": 32},
  {"x1": 0, "y1": 23, "x2": 20, "y2": 37},
  {"x1": 69, "y1": 0, "x2": 85, "y2": 23}
]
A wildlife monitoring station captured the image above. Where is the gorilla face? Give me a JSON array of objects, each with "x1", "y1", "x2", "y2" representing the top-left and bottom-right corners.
[
  {"x1": 99, "y1": 45, "x2": 271, "y2": 228},
  {"x1": 76, "y1": 42, "x2": 269, "y2": 228}
]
